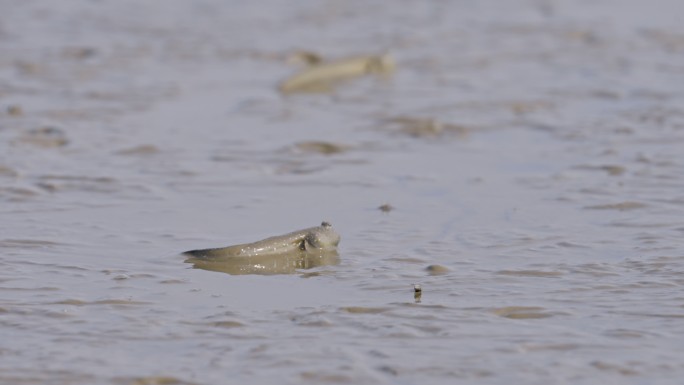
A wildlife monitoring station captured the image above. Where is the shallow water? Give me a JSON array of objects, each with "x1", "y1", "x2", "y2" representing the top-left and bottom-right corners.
[{"x1": 2, "y1": 0, "x2": 684, "y2": 384}]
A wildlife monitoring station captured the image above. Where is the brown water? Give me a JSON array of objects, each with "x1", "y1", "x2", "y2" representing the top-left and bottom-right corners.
[{"x1": 2, "y1": 1, "x2": 684, "y2": 384}]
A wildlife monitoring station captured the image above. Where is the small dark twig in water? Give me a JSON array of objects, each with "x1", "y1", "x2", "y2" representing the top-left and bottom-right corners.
[{"x1": 413, "y1": 283, "x2": 422, "y2": 303}]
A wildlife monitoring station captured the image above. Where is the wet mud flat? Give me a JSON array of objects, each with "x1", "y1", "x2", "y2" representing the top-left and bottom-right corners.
[{"x1": 2, "y1": 0, "x2": 684, "y2": 384}]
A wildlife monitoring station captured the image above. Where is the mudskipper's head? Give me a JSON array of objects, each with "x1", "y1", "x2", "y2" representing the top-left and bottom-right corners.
[{"x1": 304, "y1": 221, "x2": 341, "y2": 251}]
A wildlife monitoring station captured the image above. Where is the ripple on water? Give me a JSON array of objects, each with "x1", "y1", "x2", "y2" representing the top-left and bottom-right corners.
[
  {"x1": 35, "y1": 174, "x2": 119, "y2": 194},
  {"x1": 496, "y1": 270, "x2": 563, "y2": 278},
  {"x1": 299, "y1": 370, "x2": 374, "y2": 384},
  {"x1": 0, "y1": 165, "x2": 19, "y2": 177},
  {"x1": 114, "y1": 376, "x2": 199, "y2": 385},
  {"x1": 491, "y1": 306, "x2": 555, "y2": 319},
  {"x1": 602, "y1": 328, "x2": 657, "y2": 339},
  {"x1": 0, "y1": 286, "x2": 61, "y2": 292},
  {"x1": 0, "y1": 372, "x2": 98, "y2": 385},
  {"x1": 573, "y1": 164, "x2": 627, "y2": 176},
  {"x1": 562, "y1": 263, "x2": 622, "y2": 277},
  {"x1": 203, "y1": 320, "x2": 245, "y2": 328},
  {"x1": 341, "y1": 306, "x2": 391, "y2": 314},
  {"x1": 289, "y1": 313, "x2": 334, "y2": 327},
  {"x1": 0, "y1": 239, "x2": 66, "y2": 249},
  {"x1": 591, "y1": 361, "x2": 640, "y2": 376},
  {"x1": 0, "y1": 186, "x2": 42, "y2": 202},
  {"x1": 584, "y1": 201, "x2": 649, "y2": 211},
  {"x1": 114, "y1": 144, "x2": 161, "y2": 156},
  {"x1": 50, "y1": 299, "x2": 152, "y2": 306},
  {"x1": 517, "y1": 343, "x2": 587, "y2": 352},
  {"x1": 288, "y1": 141, "x2": 352, "y2": 155}
]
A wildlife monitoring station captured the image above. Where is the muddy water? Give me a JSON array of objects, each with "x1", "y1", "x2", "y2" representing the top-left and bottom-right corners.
[{"x1": 2, "y1": 0, "x2": 684, "y2": 384}]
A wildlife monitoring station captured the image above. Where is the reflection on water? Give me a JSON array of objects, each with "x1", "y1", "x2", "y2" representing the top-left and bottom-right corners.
[{"x1": 184, "y1": 250, "x2": 339, "y2": 275}]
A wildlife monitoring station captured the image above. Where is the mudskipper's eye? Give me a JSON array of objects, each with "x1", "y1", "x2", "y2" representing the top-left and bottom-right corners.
[{"x1": 299, "y1": 240, "x2": 307, "y2": 251}]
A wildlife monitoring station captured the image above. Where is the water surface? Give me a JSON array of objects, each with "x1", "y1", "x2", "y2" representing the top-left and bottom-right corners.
[{"x1": 1, "y1": 0, "x2": 684, "y2": 384}]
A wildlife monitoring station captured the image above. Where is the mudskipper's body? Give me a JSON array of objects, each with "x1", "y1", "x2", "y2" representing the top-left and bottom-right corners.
[
  {"x1": 279, "y1": 55, "x2": 394, "y2": 93},
  {"x1": 183, "y1": 222, "x2": 340, "y2": 275}
]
